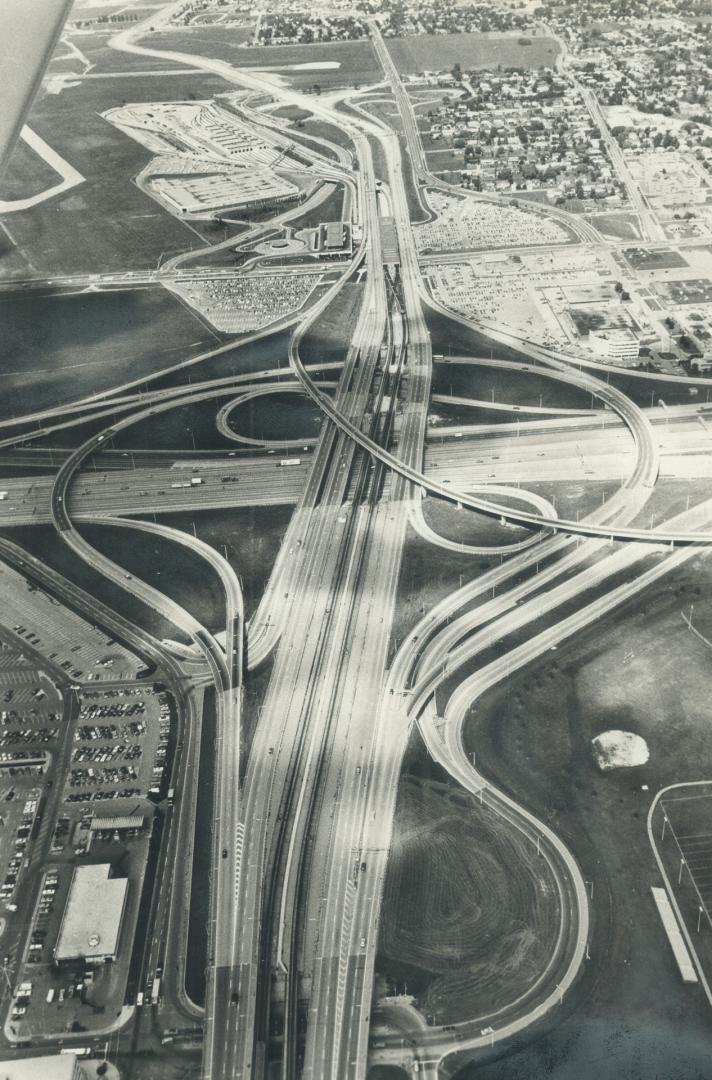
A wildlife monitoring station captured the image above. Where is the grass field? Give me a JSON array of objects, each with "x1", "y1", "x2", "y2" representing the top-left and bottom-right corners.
[
  {"x1": 0, "y1": 286, "x2": 216, "y2": 421},
  {"x1": 0, "y1": 73, "x2": 234, "y2": 276},
  {"x1": 145, "y1": 30, "x2": 382, "y2": 89},
  {"x1": 389, "y1": 529, "x2": 490, "y2": 660},
  {"x1": 421, "y1": 495, "x2": 534, "y2": 549},
  {"x1": 157, "y1": 505, "x2": 293, "y2": 620},
  {"x1": 385, "y1": 32, "x2": 559, "y2": 75},
  {"x1": 459, "y1": 553, "x2": 712, "y2": 1079},
  {"x1": 624, "y1": 246, "x2": 689, "y2": 270},
  {"x1": 81, "y1": 521, "x2": 226, "y2": 633},
  {"x1": 589, "y1": 211, "x2": 643, "y2": 241},
  {"x1": 0, "y1": 136, "x2": 61, "y2": 201},
  {"x1": 62, "y1": 31, "x2": 193, "y2": 72},
  {"x1": 228, "y1": 390, "x2": 322, "y2": 442},
  {"x1": 301, "y1": 118, "x2": 355, "y2": 153},
  {"x1": 299, "y1": 281, "x2": 364, "y2": 365},
  {"x1": 288, "y1": 181, "x2": 345, "y2": 229},
  {"x1": 431, "y1": 360, "x2": 593, "y2": 412},
  {"x1": 379, "y1": 770, "x2": 560, "y2": 1024}
]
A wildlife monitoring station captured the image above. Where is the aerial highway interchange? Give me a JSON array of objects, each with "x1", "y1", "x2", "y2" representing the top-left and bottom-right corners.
[{"x1": 1, "y1": 2, "x2": 712, "y2": 1080}]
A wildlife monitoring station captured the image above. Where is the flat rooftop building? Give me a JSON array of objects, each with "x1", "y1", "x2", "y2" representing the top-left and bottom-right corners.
[
  {"x1": 151, "y1": 169, "x2": 299, "y2": 215},
  {"x1": 55, "y1": 864, "x2": 128, "y2": 965},
  {"x1": 324, "y1": 221, "x2": 344, "y2": 249},
  {"x1": 0, "y1": 1054, "x2": 82, "y2": 1079}
]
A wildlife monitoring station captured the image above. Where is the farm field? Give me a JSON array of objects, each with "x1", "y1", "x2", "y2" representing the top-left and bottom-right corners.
[{"x1": 385, "y1": 32, "x2": 559, "y2": 75}]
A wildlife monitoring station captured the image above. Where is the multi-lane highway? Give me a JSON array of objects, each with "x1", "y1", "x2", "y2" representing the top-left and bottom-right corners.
[{"x1": 5, "y1": 8, "x2": 712, "y2": 1080}]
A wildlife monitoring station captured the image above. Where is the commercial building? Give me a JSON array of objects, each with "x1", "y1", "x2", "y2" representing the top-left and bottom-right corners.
[
  {"x1": 588, "y1": 327, "x2": 640, "y2": 363},
  {"x1": 55, "y1": 864, "x2": 128, "y2": 965},
  {"x1": 0, "y1": 1054, "x2": 83, "y2": 1080},
  {"x1": 318, "y1": 221, "x2": 352, "y2": 256},
  {"x1": 150, "y1": 169, "x2": 299, "y2": 215}
]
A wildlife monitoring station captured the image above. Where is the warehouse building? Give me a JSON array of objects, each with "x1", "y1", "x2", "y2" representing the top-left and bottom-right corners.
[
  {"x1": 150, "y1": 169, "x2": 299, "y2": 215},
  {"x1": 54, "y1": 864, "x2": 128, "y2": 965}
]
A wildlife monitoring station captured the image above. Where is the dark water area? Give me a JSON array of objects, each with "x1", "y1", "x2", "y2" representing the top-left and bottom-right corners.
[
  {"x1": 0, "y1": 287, "x2": 215, "y2": 420},
  {"x1": 229, "y1": 391, "x2": 322, "y2": 442},
  {"x1": 185, "y1": 687, "x2": 216, "y2": 1007}
]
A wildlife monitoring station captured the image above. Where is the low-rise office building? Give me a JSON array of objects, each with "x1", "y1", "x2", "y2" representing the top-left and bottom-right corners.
[{"x1": 55, "y1": 864, "x2": 128, "y2": 966}]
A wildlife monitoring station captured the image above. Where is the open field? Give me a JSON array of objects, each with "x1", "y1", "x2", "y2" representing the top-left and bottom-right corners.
[
  {"x1": 228, "y1": 390, "x2": 322, "y2": 443},
  {"x1": 389, "y1": 529, "x2": 489, "y2": 660},
  {"x1": 144, "y1": 31, "x2": 383, "y2": 89},
  {"x1": 299, "y1": 280, "x2": 364, "y2": 365},
  {"x1": 584, "y1": 212, "x2": 642, "y2": 241},
  {"x1": 82, "y1": 522, "x2": 226, "y2": 634},
  {"x1": 0, "y1": 134, "x2": 61, "y2": 201},
  {"x1": 421, "y1": 496, "x2": 534, "y2": 549},
  {"x1": 380, "y1": 772, "x2": 560, "y2": 1024},
  {"x1": 0, "y1": 287, "x2": 215, "y2": 421},
  {"x1": 301, "y1": 118, "x2": 355, "y2": 153},
  {"x1": 58, "y1": 31, "x2": 194, "y2": 72},
  {"x1": 385, "y1": 32, "x2": 559, "y2": 75},
  {"x1": 158, "y1": 505, "x2": 294, "y2": 620},
  {"x1": 289, "y1": 181, "x2": 345, "y2": 229},
  {"x1": 624, "y1": 246, "x2": 689, "y2": 271},
  {"x1": 148, "y1": 327, "x2": 294, "y2": 394},
  {"x1": 0, "y1": 74, "x2": 237, "y2": 276},
  {"x1": 431, "y1": 361, "x2": 594, "y2": 412},
  {"x1": 459, "y1": 553, "x2": 712, "y2": 1080}
]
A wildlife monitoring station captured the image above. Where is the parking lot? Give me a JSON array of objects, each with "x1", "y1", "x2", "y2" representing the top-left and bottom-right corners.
[
  {"x1": 0, "y1": 562, "x2": 145, "y2": 684},
  {"x1": 0, "y1": 610, "x2": 177, "y2": 1039},
  {"x1": 64, "y1": 687, "x2": 173, "y2": 810},
  {"x1": 0, "y1": 638, "x2": 64, "y2": 916}
]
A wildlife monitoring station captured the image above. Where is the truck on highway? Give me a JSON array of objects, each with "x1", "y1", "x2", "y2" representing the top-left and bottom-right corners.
[
  {"x1": 190, "y1": 477, "x2": 203, "y2": 486},
  {"x1": 45, "y1": 988, "x2": 55, "y2": 1004},
  {"x1": 0, "y1": 492, "x2": 7, "y2": 501},
  {"x1": 278, "y1": 459, "x2": 301, "y2": 467},
  {"x1": 151, "y1": 978, "x2": 161, "y2": 1005}
]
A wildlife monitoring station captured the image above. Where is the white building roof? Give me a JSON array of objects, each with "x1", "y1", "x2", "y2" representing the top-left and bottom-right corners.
[
  {"x1": 55, "y1": 864, "x2": 128, "y2": 962},
  {"x1": 0, "y1": 1055, "x2": 79, "y2": 1080}
]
